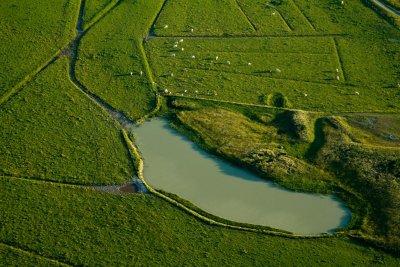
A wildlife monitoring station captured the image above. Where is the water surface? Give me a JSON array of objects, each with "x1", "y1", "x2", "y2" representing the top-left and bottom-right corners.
[{"x1": 134, "y1": 118, "x2": 351, "y2": 235}]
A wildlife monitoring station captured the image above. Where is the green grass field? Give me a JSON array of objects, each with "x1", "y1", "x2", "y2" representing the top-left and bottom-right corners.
[
  {"x1": 0, "y1": 58, "x2": 134, "y2": 185},
  {"x1": 2, "y1": 175, "x2": 400, "y2": 266},
  {"x1": 0, "y1": 0, "x2": 78, "y2": 98},
  {"x1": 1, "y1": 0, "x2": 399, "y2": 264}
]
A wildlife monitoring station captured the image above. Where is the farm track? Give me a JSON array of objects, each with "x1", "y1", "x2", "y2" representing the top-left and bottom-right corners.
[
  {"x1": 0, "y1": 242, "x2": 72, "y2": 266},
  {"x1": 149, "y1": 0, "x2": 169, "y2": 36},
  {"x1": 332, "y1": 37, "x2": 347, "y2": 81},
  {"x1": 276, "y1": 10, "x2": 295, "y2": 31},
  {"x1": 69, "y1": 0, "x2": 139, "y2": 131}
]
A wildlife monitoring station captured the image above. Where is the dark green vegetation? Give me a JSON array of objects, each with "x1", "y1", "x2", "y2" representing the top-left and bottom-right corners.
[
  {"x1": 1, "y1": 0, "x2": 399, "y2": 264},
  {"x1": 175, "y1": 107, "x2": 333, "y2": 193},
  {"x1": 169, "y1": 97, "x2": 400, "y2": 253},
  {"x1": 2, "y1": 176, "x2": 400, "y2": 265}
]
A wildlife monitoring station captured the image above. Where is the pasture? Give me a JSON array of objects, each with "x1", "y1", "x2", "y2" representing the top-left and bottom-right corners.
[{"x1": 1, "y1": 0, "x2": 399, "y2": 264}]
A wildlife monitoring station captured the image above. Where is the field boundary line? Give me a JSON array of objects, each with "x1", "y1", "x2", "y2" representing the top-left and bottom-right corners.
[
  {"x1": 276, "y1": 10, "x2": 295, "y2": 31},
  {"x1": 166, "y1": 94, "x2": 322, "y2": 113},
  {"x1": 169, "y1": 95, "x2": 399, "y2": 116},
  {"x1": 122, "y1": 130, "x2": 336, "y2": 239},
  {"x1": 332, "y1": 37, "x2": 347, "y2": 82},
  {"x1": 178, "y1": 50, "x2": 332, "y2": 55},
  {"x1": 83, "y1": 0, "x2": 122, "y2": 33},
  {"x1": 0, "y1": 54, "x2": 60, "y2": 109},
  {"x1": 180, "y1": 66, "x2": 350, "y2": 87},
  {"x1": 290, "y1": 0, "x2": 317, "y2": 31},
  {"x1": 152, "y1": 33, "x2": 348, "y2": 38},
  {"x1": 0, "y1": 242, "x2": 72, "y2": 266},
  {"x1": 370, "y1": 0, "x2": 400, "y2": 16},
  {"x1": 234, "y1": 0, "x2": 258, "y2": 32},
  {"x1": 148, "y1": 0, "x2": 169, "y2": 36},
  {"x1": 0, "y1": 173, "x2": 111, "y2": 187}
]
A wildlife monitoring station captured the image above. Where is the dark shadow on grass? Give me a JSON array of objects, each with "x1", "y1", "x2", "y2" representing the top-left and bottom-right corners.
[{"x1": 306, "y1": 117, "x2": 327, "y2": 161}]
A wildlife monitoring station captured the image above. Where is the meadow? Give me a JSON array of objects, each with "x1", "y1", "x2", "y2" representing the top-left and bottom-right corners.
[
  {"x1": 0, "y1": 58, "x2": 134, "y2": 185},
  {"x1": 2, "y1": 175, "x2": 400, "y2": 266},
  {"x1": 0, "y1": 0, "x2": 78, "y2": 102},
  {"x1": 1, "y1": 0, "x2": 400, "y2": 264}
]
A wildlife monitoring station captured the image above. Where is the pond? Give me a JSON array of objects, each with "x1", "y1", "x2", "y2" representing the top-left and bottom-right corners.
[{"x1": 133, "y1": 118, "x2": 351, "y2": 235}]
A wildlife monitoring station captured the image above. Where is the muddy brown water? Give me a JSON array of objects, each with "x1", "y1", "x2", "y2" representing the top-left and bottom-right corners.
[{"x1": 134, "y1": 118, "x2": 351, "y2": 235}]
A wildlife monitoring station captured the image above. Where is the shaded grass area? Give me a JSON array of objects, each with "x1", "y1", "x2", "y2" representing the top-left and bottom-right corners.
[
  {"x1": 1, "y1": 176, "x2": 399, "y2": 266},
  {"x1": 82, "y1": 0, "x2": 115, "y2": 25},
  {"x1": 153, "y1": 0, "x2": 255, "y2": 36},
  {"x1": 0, "y1": 243, "x2": 64, "y2": 267},
  {"x1": 168, "y1": 98, "x2": 400, "y2": 254},
  {"x1": 314, "y1": 117, "x2": 400, "y2": 253},
  {"x1": 237, "y1": 0, "x2": 315, "y2": 33},
  {"x1": 76, "y1": 0, "x2": 163, "y2": 120},
  {"x1": 344, "y1": 114, "x2": 400, "y2": 147},
  {"x1": 0, "y1": 0, "x2": 79, "y2": 97},
  {"x1": 0, "y1": 58, "x2": 133, "y2": 185}
]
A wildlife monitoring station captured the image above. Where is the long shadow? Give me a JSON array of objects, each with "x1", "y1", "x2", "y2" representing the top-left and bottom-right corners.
[{"x1": 306, "y1": 117, "x2": 327, "y2": 161}]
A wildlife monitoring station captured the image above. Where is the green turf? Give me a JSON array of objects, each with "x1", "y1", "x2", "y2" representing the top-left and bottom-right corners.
[
  {"x1": 153, "y1": 0, "x2": 255, "y2": 36},
  {"x1": 0, "y1": 58, "x2": 134, "y2": 185},
  {"x1": 83, "y1": 0, "x2": 115, "y2": 25},
  {"x1": 1, "y1": 176, "x2": 399, "y2": 266},
  {"x1": 76, "y1": 0, "x2": 164, "y2": 120},
  {"x1": 1, "y1": 0, "x2": 399, "y2": 263},
  {"x1": 0, "y1": 0, "x2": 78, "y2": 97},
  {"x1": 237, "y1": 0, "x2": 315, "y2": 33},
  {"x1": 0, "y1": 243, "x2": 63, "y2": 267}
]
